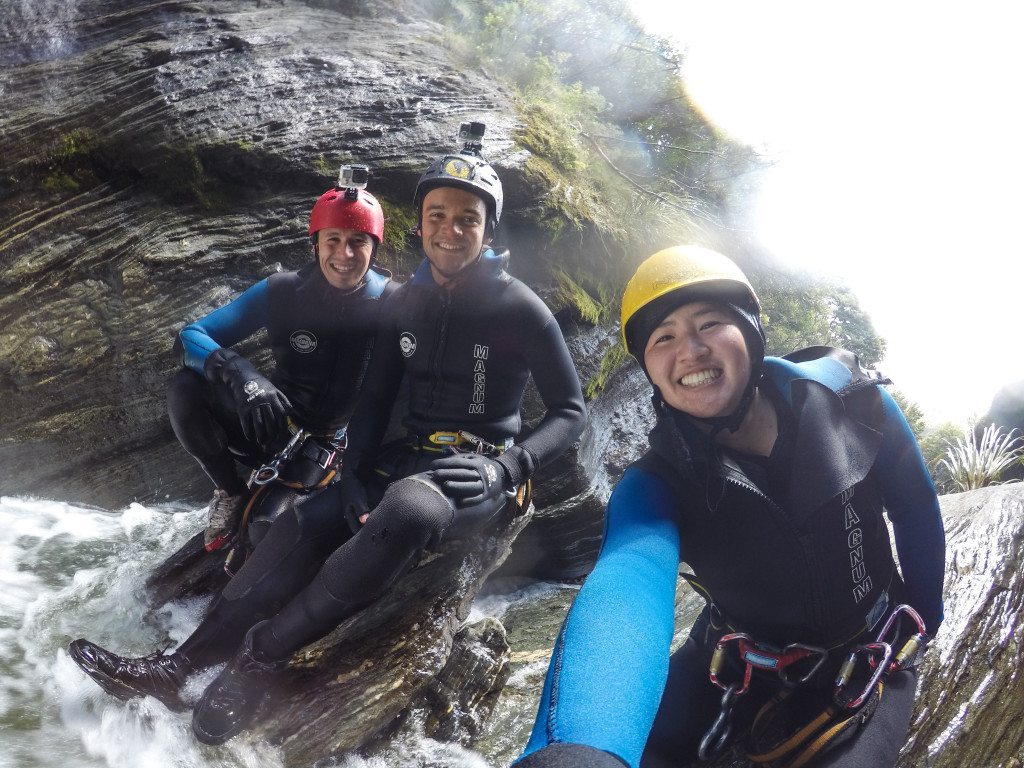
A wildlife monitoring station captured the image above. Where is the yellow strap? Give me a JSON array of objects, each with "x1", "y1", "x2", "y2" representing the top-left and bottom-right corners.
[{"x1": 748, "y1": 700, "x2": 837, "y2": 763}]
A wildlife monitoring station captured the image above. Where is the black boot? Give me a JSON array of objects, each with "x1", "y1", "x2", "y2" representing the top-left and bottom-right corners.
[
  {"x1": 191, "y1": 621, "x2": 285, "y2": 745},
  {"x1": 68, "y1": 639, "x2": 190, "y2": 712}
]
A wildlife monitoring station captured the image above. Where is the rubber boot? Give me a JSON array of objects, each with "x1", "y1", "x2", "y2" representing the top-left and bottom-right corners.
[
  {"x1": 191, "y1": 621, "x2": 285, "y2": 745},
  {"x1": 68, "y1": 639, "x2": 191, "y2": 712}
]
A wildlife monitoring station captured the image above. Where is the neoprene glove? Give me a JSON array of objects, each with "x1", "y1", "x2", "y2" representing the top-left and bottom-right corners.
[
  {"x1": 204, "y1": 348, "x2": 291, "y2": 447},
  {"x1": 334, "y1": 470, "x2": 370, "y2": 535},
  {"x1": 430, "y1": 453, "x2": 512, "y2": 507}
]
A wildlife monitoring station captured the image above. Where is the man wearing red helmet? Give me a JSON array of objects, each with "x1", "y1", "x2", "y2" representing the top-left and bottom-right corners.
[{"x1": 168, "y1": 179, "x2": 394, "y2": 551}]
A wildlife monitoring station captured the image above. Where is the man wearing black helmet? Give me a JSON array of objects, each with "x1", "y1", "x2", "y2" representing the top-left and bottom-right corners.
[{"x1": 69, "y1": 129, "x2": 588, "y2": 746}]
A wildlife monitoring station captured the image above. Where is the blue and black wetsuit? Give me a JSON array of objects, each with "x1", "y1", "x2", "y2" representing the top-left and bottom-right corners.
[
  {"x1": 168, "y1": 263, "x2": 394, "y2": 492},
  {"x1": 175, "y1": 249, "x2": 587, "y2": 669},
  {"x1": 517, "y1": 348, "x2": 945, "y2": 768}
]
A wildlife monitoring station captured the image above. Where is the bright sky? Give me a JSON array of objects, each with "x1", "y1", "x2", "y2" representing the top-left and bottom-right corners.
[{"x1": 628, "y1": 1, "x2": 1024, "y2": 426}]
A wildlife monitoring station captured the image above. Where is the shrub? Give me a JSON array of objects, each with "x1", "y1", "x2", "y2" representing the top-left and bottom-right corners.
[{"x1": 939, "y1": 423, "x2": 1024, "y2": 492}]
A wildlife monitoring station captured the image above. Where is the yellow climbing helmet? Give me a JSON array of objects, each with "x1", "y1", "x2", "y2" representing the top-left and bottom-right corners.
[{"x1": 620, "y1": 245, "x2": 761, "y2": 358}]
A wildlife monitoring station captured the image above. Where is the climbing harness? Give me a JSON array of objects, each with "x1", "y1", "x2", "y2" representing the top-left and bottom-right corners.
[
  {"x1": 699, "y1": 604, "x2": 928, "y2": 766},
  {"x1": 253, "y1": 427, "x2": 309, "y2": 486},
  {"x1": 424, "y1": 429, "x2": 513, "y2": 454},
  {"x1": 223, "y1": 426, "x2": 347, "y2": 576},
  {"x1": 698, "y1": 634, "x2": 829, "y2": 761}
]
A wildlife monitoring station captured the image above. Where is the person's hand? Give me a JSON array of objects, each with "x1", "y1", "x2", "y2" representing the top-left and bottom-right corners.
[
  {"x1": 334, "y1": 471, "x2": 370, "y2": 534},
  {"x1": 430, "y1": 453, "x2": 511, "y2": 507},
  {"x1": 204, "y1": 348, "x2": 291, "y2": 446}
]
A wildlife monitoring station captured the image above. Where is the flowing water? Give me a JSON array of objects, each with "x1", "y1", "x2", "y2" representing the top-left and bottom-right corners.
[{"x1": 0, "y1": 495, "x2": 563, "y2": 768}]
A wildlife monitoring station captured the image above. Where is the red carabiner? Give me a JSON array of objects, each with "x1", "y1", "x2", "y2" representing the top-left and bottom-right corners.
[
  {"x1": 874, "y1": 603, "x2": 928, "y2": 673},
  {"x1": 834, "y1": 641, "x2": 894, "y2": 710}
]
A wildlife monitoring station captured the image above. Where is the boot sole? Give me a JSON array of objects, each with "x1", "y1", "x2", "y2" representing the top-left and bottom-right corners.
[{"x1": 68, "y1": 642, "x2": 188, "y2": 713}]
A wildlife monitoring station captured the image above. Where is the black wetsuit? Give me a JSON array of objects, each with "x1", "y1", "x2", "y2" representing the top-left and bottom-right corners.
[
  {"x1": 517, "y1": 349, "x2": 945, "y2": 768},
  {"x1": 177, "y1": 249, "x2": 587, "y2": 667},
  {"x1": 167, "y1": 263, "x2": 394, "y2": 493}
]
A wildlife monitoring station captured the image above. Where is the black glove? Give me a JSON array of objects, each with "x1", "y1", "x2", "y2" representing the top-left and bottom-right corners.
[
  {"x1": 430, "y1": 453, "x2": 512, "y2": 507},
  {"x1": 204, "y1": 348, "x2": 291, "y2": 447},
  {"x1": 334, "y1": 470, "x2": 370, "y2": 535}
]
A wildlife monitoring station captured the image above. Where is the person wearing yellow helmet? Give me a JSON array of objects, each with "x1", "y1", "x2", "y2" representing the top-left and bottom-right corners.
[{"x1": 517, "y1": 245, "x2": 946, "y2": 768}]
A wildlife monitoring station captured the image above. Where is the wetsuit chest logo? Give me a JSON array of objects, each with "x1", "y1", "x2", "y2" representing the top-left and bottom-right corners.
[
  {"x1": 289, "y1": 330, "x2": 318, "y2": 353},
  {"x1": 399, "y1": 332, "x2": 417, "y2": 358}
]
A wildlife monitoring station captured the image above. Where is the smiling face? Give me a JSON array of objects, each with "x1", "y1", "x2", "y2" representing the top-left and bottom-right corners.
[
  {"x1": 643, "y1": 300, "x2": 752, "y2": 419},
  {"x1": 315, "y1": 228, "x2": 374, "y2": 290},
  {"x1": 420, "y1": 186, "x2": 491, "y2": 285}
]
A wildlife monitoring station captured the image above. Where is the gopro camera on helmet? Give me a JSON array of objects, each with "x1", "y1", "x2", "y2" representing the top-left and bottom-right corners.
[
  {"x1": 459, "y1": 122, "x2": 486, "y2": 155},
  {"x1": 338, "y1": 164, "x2": 370, "y2": 200}
]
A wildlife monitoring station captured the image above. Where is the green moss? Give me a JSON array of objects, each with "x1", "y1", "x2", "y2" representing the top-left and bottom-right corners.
[
  {"x1": 312, "y1": 153, "x2": 358, "y2": 179},
  {"x1": 41, "y1": 171, "x2": 80, "y2": 192},
  {"x1": 377, "y1": 198, "x2": 420, "y2": 277},
  {"x1": 550, "y1": 267, "x2": 602, "y2": 325},
  {"x1": 584, "y1": 340, "x2": 628, "y2": 399},
  {"x1": 147, "y1": 144, "x2": 214, "y2": 207}
]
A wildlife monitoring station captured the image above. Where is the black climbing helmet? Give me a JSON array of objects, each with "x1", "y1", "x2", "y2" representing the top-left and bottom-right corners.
[{"x1": 413, "y1": 122, "x2": 503, "y2": 234}]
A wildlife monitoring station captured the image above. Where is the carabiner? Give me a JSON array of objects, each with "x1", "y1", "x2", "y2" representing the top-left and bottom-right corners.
[
  {"x1": 252, "y1": 428, "x2": 307, "y2": 486},
  {"x1": 698, "y1": 682, "x2": 740, "y2": 762},
  {"x1": 834, "y1": 641, "x2": 894, "y2": 710},
  {"x1": 875, "y1": 603, "x2": 928, "y2": 673}
]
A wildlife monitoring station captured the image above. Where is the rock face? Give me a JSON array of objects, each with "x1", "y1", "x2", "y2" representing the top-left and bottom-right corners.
[{"x1": 0, "y1": 0, "x2": 531, "y2": 508}]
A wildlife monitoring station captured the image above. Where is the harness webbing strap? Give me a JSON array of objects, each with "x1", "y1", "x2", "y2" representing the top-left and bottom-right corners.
[{"x1": 745, "y1": 682, "x2": 883, "y2": 767}]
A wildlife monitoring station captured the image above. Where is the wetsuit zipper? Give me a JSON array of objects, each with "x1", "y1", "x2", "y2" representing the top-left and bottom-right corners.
[
  {"x1": 720, "y1": 472, "x2": 824, "y2": 631},
  {"x1": 427, "y1": 289, "x2": 452, "y2": 414}
]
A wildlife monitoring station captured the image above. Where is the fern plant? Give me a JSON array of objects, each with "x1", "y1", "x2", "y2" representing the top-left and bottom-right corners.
[{"x1": 939, "y1": 424, "x2": 1023, "y2": 492}]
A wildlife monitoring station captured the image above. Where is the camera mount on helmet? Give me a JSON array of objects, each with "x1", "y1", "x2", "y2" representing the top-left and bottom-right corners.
[
  {"x1": 413, "y1": 122, "x2": 504, "y2": 232},
  {"x1": 458, "y1": 121, "x2": 487, "y2": 156},
  {"x1": 337, "y1": 164, "x2": 370, "y2": 201}
]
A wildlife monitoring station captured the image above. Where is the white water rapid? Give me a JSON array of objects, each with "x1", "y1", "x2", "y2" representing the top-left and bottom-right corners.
[{"x1": 0, "y1": 495, "x2": 557, "y2": 768}]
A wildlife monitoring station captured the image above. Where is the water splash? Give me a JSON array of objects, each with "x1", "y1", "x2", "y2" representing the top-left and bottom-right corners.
[{"x1": 0, "y1": 495, "x2": 282, "y2": 768}]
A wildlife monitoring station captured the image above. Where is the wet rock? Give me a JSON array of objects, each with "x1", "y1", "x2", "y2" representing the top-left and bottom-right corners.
[
  {"x1": 418, "y1": 616, "x2": 512, "y2": 744},
  {"x1": 896, "y1": 484, "x2": 1024, "y2": 768},
  {"x1": 500, "y1": 354, "x2": 655, "y2": 580},
  {"x1": 0, "y1": 0, "x2": 523, "y2": 508}
]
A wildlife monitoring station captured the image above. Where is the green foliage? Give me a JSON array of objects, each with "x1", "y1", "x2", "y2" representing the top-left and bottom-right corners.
[
  {"x1": 426, "y1": 0, "x2": 890, "y2": 401},
  {"x1": 585, "y1": 340, "x2": 628, "y2": 400},
  {"x1": 889, "y1": 390, "x2": 926, "y2": 441},
  {"x1": 756, "y1": 268, "x2": 886, "y2": 366},
  {"x1": 430, "y1": 0, "x2": 744, "y2": 255},
  {"x1": 919, "y1": 422, "x2": 964, "y2": 493},
  {"x1": 939, "y1": 423, "x2": 1024, "y2": 492}
]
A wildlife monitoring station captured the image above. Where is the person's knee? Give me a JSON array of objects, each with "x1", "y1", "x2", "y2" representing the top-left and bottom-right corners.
[
  {"x1": 167, "y1": 368, "x2": 206, "y2": 414},
  {"x1": 364, "y1": 476, "x2": 454, "y2": 550}
]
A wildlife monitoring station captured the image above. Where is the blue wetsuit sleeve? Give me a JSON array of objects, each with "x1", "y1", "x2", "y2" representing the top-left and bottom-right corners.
[
  {"x1": 517, "y1": 466, "x2": 680, "y2": 768},
  {"x1": 875, "y1": 387, "x2": 946, "y2": 634},
  {"x1": 178, "y1": 280, "x2": 270, "y2": 374}
]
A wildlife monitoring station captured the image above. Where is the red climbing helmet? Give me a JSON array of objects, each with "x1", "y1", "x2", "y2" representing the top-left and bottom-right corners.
[{"x1": 308, "y1": 187, "x2": 385, "y2": 243}]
